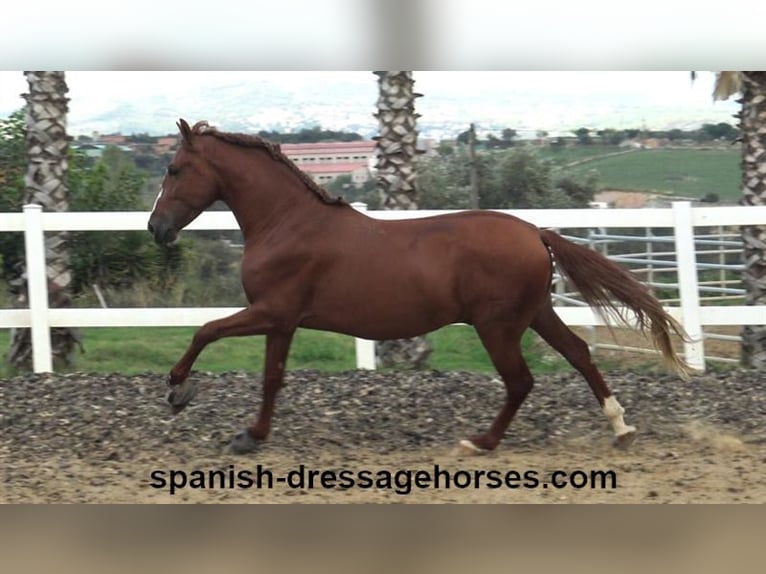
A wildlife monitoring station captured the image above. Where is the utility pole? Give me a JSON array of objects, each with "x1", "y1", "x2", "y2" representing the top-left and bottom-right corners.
[{"x1": 468, "y1": 123, "x2": 480, "y2": 209}]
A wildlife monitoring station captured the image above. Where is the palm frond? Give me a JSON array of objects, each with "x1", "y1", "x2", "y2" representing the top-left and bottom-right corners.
[{"x1": 713, "y1": 72, "x2": 743, "y2": 101}]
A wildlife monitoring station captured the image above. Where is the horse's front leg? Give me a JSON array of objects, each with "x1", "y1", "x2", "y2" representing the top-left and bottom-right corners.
[
  {"x1": 166, "y1": 306, "x2": 278, "y2": 414},
  {"x1": 228, "y1": 331, "x2": 294, "y2": 454}
]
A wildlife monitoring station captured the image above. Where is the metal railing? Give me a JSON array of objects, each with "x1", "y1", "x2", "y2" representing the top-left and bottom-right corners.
[{"x1": 547, "y1": 223, "x2": 748, "y2": 364}]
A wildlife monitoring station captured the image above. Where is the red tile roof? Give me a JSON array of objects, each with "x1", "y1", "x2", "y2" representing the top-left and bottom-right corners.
[
  {"x1": 300, "y1": 162, "x2": 369, "y2": 174},
  {"x1": 281, "y1": 141, "x2": 376, "y2": 154}
]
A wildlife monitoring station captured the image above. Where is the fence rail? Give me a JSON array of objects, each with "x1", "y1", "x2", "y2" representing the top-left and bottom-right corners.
[{"x1": 1, "y1": 202, "x2": 765, "y2": 373}]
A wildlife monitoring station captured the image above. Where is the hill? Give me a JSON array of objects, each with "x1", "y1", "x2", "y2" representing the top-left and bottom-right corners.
[{"x1": 541, "y1": 146, "x2": 741, "y2": 202}]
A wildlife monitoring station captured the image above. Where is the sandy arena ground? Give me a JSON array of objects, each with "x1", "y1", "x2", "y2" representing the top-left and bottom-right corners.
[{"x1": 2, "y1": 365, "x2": 764, "y2": 503}]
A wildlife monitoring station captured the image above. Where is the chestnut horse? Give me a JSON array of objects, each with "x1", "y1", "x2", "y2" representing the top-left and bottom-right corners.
[{"x1": 148, "y1": 119, "x2": 689, "y2": 455}]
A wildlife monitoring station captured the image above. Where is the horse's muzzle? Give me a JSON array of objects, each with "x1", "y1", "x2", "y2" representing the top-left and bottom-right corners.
[{"x1": 147, "y1": 217, "x2": 177, "y2": 245}]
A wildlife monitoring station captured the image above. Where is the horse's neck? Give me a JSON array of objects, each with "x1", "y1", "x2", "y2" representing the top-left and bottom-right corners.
[{"x1": 218, "y1": 154, "x2": 336, "y2": 242}]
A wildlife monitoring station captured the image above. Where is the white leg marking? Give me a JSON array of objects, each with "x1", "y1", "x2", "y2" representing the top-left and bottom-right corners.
[
  {"x1": 457, "y1": 439, "x2": 490, "y2": 455},
  {"x1": 602, "y1": 396, "x2": 636, "y2": 436}
]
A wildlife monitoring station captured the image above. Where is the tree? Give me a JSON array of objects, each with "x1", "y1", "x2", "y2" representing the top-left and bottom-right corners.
[
  {"x1": 257, "y1": 127, "x2": 363, "y2": 144},
  {"x1": 417, "y1": 149, "x2": 475, "y2": 210},
  {"x1": 481, "y1": 148, "x2": 595, "y2": 209},
  {"x1": 9, "y1": 71, "x2": 80, "y2": 370},
  {"x1": 709, "y1": 72, "x2": 766, "y2": 369},
  {"x1": 68, "y1": 145, "x2": 163, "y2": 293},
  {"x1": 574, "y1": 127, "x2": 593, "y2": 145},
  {"x1": 372, "y1": 71, "x2": 431, "y2": 368},
  {"x1": 435, "y1": 141, "x2": 454, "y2": 156},
  {"x1": 482, "y1": 148, "x2": 551, "y2": 208},
  {"x1": 501, "y1": 128, "x2": 518, "y2": 146},
  {"x1": 2, "y1": 118, "x2": 183, "y2": 301},
  {"x1": 597, "y1": 128, "x2": 625, "y2": 146},
  {"x1": 485, "y1": 134, "x2": 503, "y2": 149},
  {"x1": 418, "y1": 146, "x2": 595, "y2": 211},
  {"x1": 373, "y1": 71, "x2": 423, "y2": 210},
  {"x1": 323, "y1": 174, "x2": 376, "y2": 205},
  {"x1": 0, "y1": 110, "x2": 26, "y2": 279},
  {"x1": 0, "y1": 110, "x2": 25, "y2": 192},
  {"x1": 700, "y1": 122, "x2": 739, "y2": 141},
  {"x1": 554, "y1": 176, "x2": 598, "y2": 207},
  {"x1": 667, "y1": 128, "x2": 685, "y2": 142}
]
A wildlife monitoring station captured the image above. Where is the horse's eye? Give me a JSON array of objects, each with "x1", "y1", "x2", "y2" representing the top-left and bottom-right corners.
[{"x1": 167, "y1": 165, "x2": 180, "y2": 176}]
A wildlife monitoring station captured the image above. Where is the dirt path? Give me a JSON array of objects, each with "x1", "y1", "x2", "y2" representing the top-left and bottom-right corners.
[
  {"x1": 2, "y1": 369, "x2": 764, "y2": 503},
  {"x1": 3, "y1": 436, "x2": 763, "y2": 503}
]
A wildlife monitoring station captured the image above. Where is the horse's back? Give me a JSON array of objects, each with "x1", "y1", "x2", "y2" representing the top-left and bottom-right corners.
[
  {"x1": 366, "y1": 209, "x2": 552, "y2": 314},
  {"x1": 391, "y1": 210, "x2": 548, "y2": 271}
]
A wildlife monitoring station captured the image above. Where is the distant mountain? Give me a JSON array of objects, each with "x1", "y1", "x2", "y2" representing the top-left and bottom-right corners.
[
  {"x1": 18, "y1": 73, "x2": 736, "y2": 140},
  {"x1": 69, "y1": 77, "x2": 382, "y2": 138}
]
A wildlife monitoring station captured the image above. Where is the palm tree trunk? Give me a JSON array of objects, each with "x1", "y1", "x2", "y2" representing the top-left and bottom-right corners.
[
  {"x1": 373, "y1": 71, "x2": 432, "y2": 369},
  {"x1": 738, "y1": 72, "x2": 766, "y2": 369},
  {"x1": 374, "y1": 71, "x2": 422, "y2": 209},
  {"x1": 8, "y1": 71, "x2": 80, "y2": 370}
]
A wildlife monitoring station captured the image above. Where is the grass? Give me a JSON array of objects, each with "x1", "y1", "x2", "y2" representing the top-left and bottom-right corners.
[
  {"x1": 540, "y1": 146, "x2": 741, "y2": 201},
  {"x1": 539, "y1": 144, "x2": 630, "y2": 165},
  {"x1": 0, "y1": 325, "x2": 570, "y2": 378}
]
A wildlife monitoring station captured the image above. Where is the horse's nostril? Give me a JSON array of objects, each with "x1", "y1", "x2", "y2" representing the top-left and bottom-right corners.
[{"x1": 147, "y1": 222, "x2": 154, "y2": 234}]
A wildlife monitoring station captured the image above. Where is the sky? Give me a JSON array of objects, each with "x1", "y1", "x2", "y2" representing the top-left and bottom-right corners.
[
  {"x1": 0, "y1": 71, "x2": 739, "y2": 138},
  {"x1": 0, "y1": 71, "x2": 727, "y2": 107},
  {"x1": 1, "y1": 0, "x2": 759, "y2": 138}
]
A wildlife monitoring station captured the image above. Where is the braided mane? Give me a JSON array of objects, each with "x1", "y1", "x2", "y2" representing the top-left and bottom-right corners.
[{"x1": 189, "y1": 121, "x2": 347, "y2": 206}]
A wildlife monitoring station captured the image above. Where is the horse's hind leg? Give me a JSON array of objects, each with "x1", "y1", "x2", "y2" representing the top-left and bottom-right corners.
[
  {"x1": 460, "y1": 325, "x2": 533, "y2": 454},
  {"x1": 530, "y1": 303, "x2": 636, "y2": 449}
]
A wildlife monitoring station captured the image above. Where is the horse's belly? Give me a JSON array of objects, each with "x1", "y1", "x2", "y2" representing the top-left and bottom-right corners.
[{"x1": 299, "y1": 292, "x2": 459, "y2": 340}]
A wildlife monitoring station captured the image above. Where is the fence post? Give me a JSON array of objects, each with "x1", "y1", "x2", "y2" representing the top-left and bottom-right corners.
[
  {"x1": 23, "y1": 204, "x2": 53, "y2": 373},
  {"x1": 645, "y1": 226, "x2": 654, "y2": 285},
  {"x1": 354, "y1": 337, "x2": 377, "y2": 370},
  {"x1": 717, "y1": 224, "x2": 726, "y2": 289},
  {"x1": 350, "y1": 201, "x2": 377, "y2": 369},
  {"x1": 672, "y1": 201, "x2": 705, "y2": 371}
]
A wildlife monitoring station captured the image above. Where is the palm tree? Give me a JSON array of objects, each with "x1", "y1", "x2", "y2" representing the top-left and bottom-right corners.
[
  {"x1": 710, "y1": 71, "x2": 766, "y2": 369},
  {"x1": 372, "y1": 70, "x2": 432, "y2": 368},
  {"x1": 8, "y1": 71, "x2": 80, "y2": 369}
]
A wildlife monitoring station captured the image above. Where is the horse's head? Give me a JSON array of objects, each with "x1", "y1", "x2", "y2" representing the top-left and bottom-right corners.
[{"x1": 147, "y1": 119, "x2": 221, "y2": 244}]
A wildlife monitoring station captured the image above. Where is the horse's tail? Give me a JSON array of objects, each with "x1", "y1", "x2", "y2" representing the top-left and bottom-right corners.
[{"x1": 539, "y1": 229, "x2": 692, "y2": 377}]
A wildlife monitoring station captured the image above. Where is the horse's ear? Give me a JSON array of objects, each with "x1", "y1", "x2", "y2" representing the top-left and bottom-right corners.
[{"x1": 177, "y1": 119, "x2": 193, "y2": 147}]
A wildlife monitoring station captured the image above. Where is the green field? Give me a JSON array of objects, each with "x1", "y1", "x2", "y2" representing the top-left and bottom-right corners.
[
  {"x1": 0, "y1": 325, "x2": 569, "y2": 378},
  {"x1": 541, "y1": 146, "x2": 741, "y2": 201}
]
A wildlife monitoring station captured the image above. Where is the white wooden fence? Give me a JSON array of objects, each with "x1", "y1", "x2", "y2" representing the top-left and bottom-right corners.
[{"x1": 1, "y1": 201, "x2": 765, "y2": 374}]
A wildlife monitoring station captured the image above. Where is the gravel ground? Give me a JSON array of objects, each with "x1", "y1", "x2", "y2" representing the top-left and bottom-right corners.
[{"x1": 1, "y1": 368, "x2": 764, "y2": 503}]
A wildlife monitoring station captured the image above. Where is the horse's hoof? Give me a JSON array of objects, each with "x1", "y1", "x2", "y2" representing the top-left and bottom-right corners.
[
  {"x1": 454, "y1": 439, "x2": 491, "y2": 457},
  {"x1": 166, "y1": 381, "x2": 198, "y2": 415},
  {"x1": 227, "y1": 430, "x2": 259, "y2": 455},
  {"x1": 613, "y1": 428, "x2": 637, "y2": 450}
]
